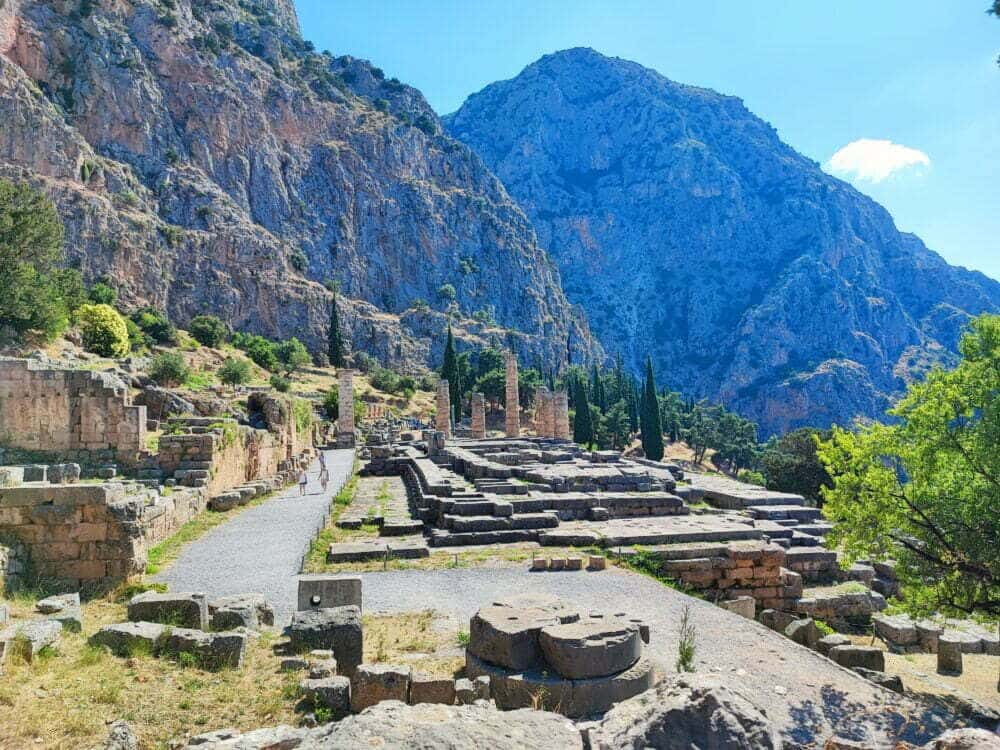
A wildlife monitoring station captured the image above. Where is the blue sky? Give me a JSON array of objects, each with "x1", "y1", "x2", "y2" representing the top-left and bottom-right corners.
[{"x1": 295, "y1": 1, "x2": 1000, "y2": 280}]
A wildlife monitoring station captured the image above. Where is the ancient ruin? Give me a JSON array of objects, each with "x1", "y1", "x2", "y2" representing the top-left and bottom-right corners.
[
  {"x1": 470, "y1": 392, "x2": 487, "y2": 439},
  {"x1": 504, "y1": 351, "x2": 520, "y2": 438},
  {"x1": 435, "y1": 380, "x2": 452, "y2": 438},
  {"x1": 336, "y1": 369, "x2": 356, "y2": 448}
]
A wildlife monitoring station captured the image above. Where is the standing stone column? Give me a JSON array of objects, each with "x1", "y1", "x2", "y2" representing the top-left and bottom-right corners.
[
  {"x1": 471, "y1": 393, "x2": 487, "y2": 439},
  {"x1": 533, "y1": 386, "x2": 550, "y2": 437},
  {"x1": 435, "y1": 380, "x2": 452, "y2": 439},
  {"x1": 554, "y1": 391, "x2": 571, "y2": 440},
  {"x1": 504, "y1": 351, "x2": 520, "y2": 438},
  {"x1": 336, "y1": 369, "x2": 355, "y2": 447}
]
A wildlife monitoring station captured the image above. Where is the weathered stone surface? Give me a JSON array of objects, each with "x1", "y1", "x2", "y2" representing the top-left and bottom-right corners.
[
  {"x1": 297, "y1": 576, "x2": 362, "y2": 611},
  {"x1": 587, "y1": 673, "x2": 779, "y2": 749},
  {"x1": 36, "y1": 593, "x2": 80, "y2": 615},
  {"x1": 178, "y1": 701, "x2": 584, "y2": 749},
  {"x1": 828, "y1": 645, "x2": 885, "y2": 672},
  {"x1": 409, "y1": 673, "x2": 456, "y2": 705},
  {"x1": 102, "y1": 719, "x2": 139, "y2": 750},
  {"x1": 817, "y1": 634, "x2": 851, "y2": 656},
  {"x1": 539, "y1": 617, "x2": 642, "y2": 679},
  {"x1": 309, "y1": 659, "x2": 338, "y2": 679},
  {"x1": 287, "y1": 607, "x2": 363, "y2": 676},
  {"x1": 784, "y1": 618, "x2": 819, "y2": 649},
  {"x1": 299, "y1": 676, "x2": 351, "y2": 720},
  {"x1": 468, "y1": 594, "x2": 577, "y2": 671},
  {"x1": 853, "y1": 667, "x2": 903, "y2": 693},
  {"x1": 455, "y1": 677, "x2": 476, "y2": 705},
  {"x1": 208, "y1": 593, "x2": 274, "y2": 631},
  {"x1": 160, "y1": 628, "x2": 248, "y2": 670},
  {"x1": 0, "y1": 618, "x2": 62, "y2": 661},
  {"x1": 90, "y1": 622, "x2": 166, "y2": 656},
  {"x1": 921, "y1": 729, "x2": 1000, "y2": 750},
  {"x1": 937, "y1": 634, "x2": 963, "y2": 674},
  {"x1": 350, "y1": 663, "x2": 411, "y2": 712},
  {"x1": 128, "y1": 592, "x2": 208, "y2": 630},
  {"x1": 719, "y1": 596, "x2": 755, "y2": 619},
  {"x1": 873, "y1": 614, "x2": 918, "y2": 648},
  {"x1": 916, "y1": 620, "x2": 944, "y2": 653}
]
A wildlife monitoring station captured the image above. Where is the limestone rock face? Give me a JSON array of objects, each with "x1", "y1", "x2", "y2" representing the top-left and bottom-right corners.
[
  {"x1": 588, "y1": 674, "x2": 780, "y2": 750},
  {"x1": 446, "y1": 47, "x2": 1000, "y2": 435},
  {"x1": 0, "y1": 2, "x2": 600, "y2": 371}
]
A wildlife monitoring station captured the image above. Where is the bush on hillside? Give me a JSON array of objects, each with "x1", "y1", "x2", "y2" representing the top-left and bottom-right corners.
[
  {"x1": 231, "y1": 332, "x2": 280, "y2": 372},
  {"x1": 132, "y1": 306, "x2": 177, "y2": 345},
  {"x1": 87, "y1": 282, "x2": 117, "y2": 306},
  {"x1": 275, "y1": 337, "x2": 311, "y2": 376},
  {"x1": 188, "y1": 314, "x2": 230, "y2": 348},
  {"x1": 76, "y1": 303, "x2": 130, "y2": 358},
  {"x1": 269, "y1": 374, "x2": 291, "y2": 392},
  {"x1": 148, "y1": 351, "x2": 190, "y2": 387},
  {"x1": 218, "y1": 356, "x2": 252, "y2": 386}
]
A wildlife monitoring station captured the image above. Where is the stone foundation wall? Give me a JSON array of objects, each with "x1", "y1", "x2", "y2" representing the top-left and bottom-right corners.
[
  {"x1": 0, "y1": 359, "x2": 146, "y2": 466},
  {"x1": 0, "y1": 483, "x2": 206, "y2": 589},
  {"x1": 0, "y1": 536, "x2": 27, "y2": 591}
]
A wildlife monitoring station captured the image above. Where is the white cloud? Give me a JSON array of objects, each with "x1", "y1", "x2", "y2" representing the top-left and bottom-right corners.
[{"x1": 825, "y1": 138, "x2": 930, "y2": 183}]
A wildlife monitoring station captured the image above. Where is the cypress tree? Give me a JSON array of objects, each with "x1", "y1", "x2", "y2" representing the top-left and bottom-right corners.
[
  {"x1": 640, "y1": 356, "x2": 664, "y2": 460},
  {"x1": 573, "y1": 378, "x2": 593, "y2": 446},
  {"x1": 441, "y1": 324, "x2": 460, "y2": 423},
  {"x1": 328, "y1": 292, "x2": 345, "y2": 367}
]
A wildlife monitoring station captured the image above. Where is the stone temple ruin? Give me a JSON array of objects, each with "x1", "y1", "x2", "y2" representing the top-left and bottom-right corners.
[{"x1": 0, "y1": 357, "x2": 314, "y2": 589}]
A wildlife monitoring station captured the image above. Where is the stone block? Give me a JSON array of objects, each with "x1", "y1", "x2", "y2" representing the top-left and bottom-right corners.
[
  {"x1": 208, "y1": 593, "x2": 274, "y2": 631},
  {"x1": 280, "y1": 657, "x2": 309, "y2": 672},
  {"x1": 784, "y1": 618, "x2": 819, "y2": 649},
  {"x1": 872, "y1": 614, "x2": 918, "y2": 648},
  {"x1": 853, "y1": 667, "x2": 903, "y2": 693},
  {"x1": 539, "y1": 617, "x2": 642, "y2": 679},
  {"x1": 299, "y1": 676, "x2": 351, "y2": 720},
  {"x1": 409, "y1": 673, "x2": 456, "y2": 705},
  {"x1": 549, "y1": 557, "x2": 566, "y2": 571},
  {"x1": 473, "y1": 675, "x2": 491, "y2": 700},
  {"x1": 160, "y1": 627, "x2": 248, "y2": 670},
  {"x1": 89, "y1": 621, "x2": 166, "y2": 657},
  {"x1": 916, "y1": 620, "x2": 943, "y2": 653},
  {"x1": 297, "y1": 575, "x2": 362, "y2": 611},
  {"x1": 530, "y1": 557, "x2": 548, "y2": 571},
  {"x1": 758, "y1": 609, "x2": 798, "y2": 633},
  {"x1": 828, "y1": 645, "x2": 885, "y2": 671},
  {"x1": 937, "y1": 634, "x2": 963, "y2": 674},
  {"x1": 719, "y1": 596, "x2": 755, "y2": 619},
  {"x1": 588, "y1": 555, "x2": 607, "y2": 571},
  {"x1": 0, "y1": 619, "x2": 62, "y2": 661},
  {"x1": 309, "y1": 659, "x2": 338, "y2": 679},
  {"x1": 817, "y1": 634, "x2": 850, "y2": 656},
  {"x1": 454, "y1": 677, "x2": 475, "y2": 705},
  {"x1": 128, "y1": 592, "x2": 208, "y2": 630},
  {"x1": 287, "y1": 607, "x2": 363, "y2": 676},
  {"x1": 350, "y1": 663, "x2": 411, "y2": 712},
  {"x1": 565, "y1": 556, "x2": 583, "y2": 571},
  {"x1": 566, "y1": 655, "x2": 657, "y2": 718},
  {"x1": 468, "y1": 594, "x2": 577, "y2": 671}
]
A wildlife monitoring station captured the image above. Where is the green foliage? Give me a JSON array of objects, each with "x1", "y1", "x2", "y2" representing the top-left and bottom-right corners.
[
  {"x1": 640, "y1": 356, "x2": 664, "y2": 460},
  {"x1": 0, "y1": 179, "x2": 79, "y2": 345},
  {"x1": 818, "y1": 314, "x2": 1000, "y2": 618},
  {"x1": 328, "y1": 293, "x2": 345, "y2": 367},
  {"x1": 75, "y1": 303, "x2": 130, "y2": 357},
  {"x1": 737, "y1": 469, "x2": 766, "y2": 487},
  {"x1": 275, "y1": 337, "x2": 311, "y2": 376},
  {"x1": 188, "y1": 314, "x2": 230, "y2": 348},
  {"x1": 148, "y1": 351, "x2": 190, "y2": 387},
  {"x1": 218, "y1": 357, "x2": 252, "y2": 387},
  {"x1": 269, "y1": 374, "x2": 291, "y2": 392},
  {"x1": 292, "y1": 398, "x2": 314, "y2": 434},
  {"x1": 131, "y1": 306, "x2": 177, "y2": 345},
  {"x1": 231, "y1": 332, "x2": 280, "y2": 372},
  {"x1": 436, "y1": 283, "x2": 456, "y2": 303},
  {"x1": 87, "y1": 281, "x2": 117, "y2": 306},
  {"x1": 440, "y1": 324, "x2": 461, "y2": 422},
  {"x1": 599, "y1": 400, "x2": 632, "y2": 450},
  {"x1": 573, "y1": 378, "x2": 594, "y2": 446},
  {"x1": 474, "y1": 369, "x2": 505, "y2": 411},
  {"x1": 762, "y1": 427, "x2": 832, "y2": 504},
  {"x1": 676, "y1": 605, "x2": 697, "y2": 672}
]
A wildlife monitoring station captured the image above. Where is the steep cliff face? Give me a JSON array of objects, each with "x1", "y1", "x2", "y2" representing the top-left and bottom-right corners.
[
  {"x1": 445, "y1": 48, "x2": 1000, "y2": 434},
  {"x1": 0, "y1": 0, "x2": 600, "y2": 370}
]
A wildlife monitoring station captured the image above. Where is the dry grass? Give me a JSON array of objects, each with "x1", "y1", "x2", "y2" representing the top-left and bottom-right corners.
[
  {"x1": 0, "y1": 596, "x2": 300, "y2": 750},
  {"x1": 363, "y1": 611, "x2": 464, "y2": 678}
]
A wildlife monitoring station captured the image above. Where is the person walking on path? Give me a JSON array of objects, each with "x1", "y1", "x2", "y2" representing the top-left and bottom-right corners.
[
  {"x1": 298, "y1": 468, "x2": 308, "y2": 496},
  {"x1": 318, "y1": 451, "x2": 327, "y2": 470},
  {"x1": 319, "y1": 465, "x2": 330, "y2": 494}
]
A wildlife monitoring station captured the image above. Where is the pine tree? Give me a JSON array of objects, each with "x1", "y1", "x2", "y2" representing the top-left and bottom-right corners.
[
  {"x1": 640, "y1": 356, "x2": 664, "y2": 460},
  {"x1": 328, "y1": 293, "x2": 345, "y2": 367},
  {"x1": 573, "y1": 378, "x2": 593, "y2": 446},
  {"x1": 441, "y1": 324, "x2": 460, "y2": 423}
]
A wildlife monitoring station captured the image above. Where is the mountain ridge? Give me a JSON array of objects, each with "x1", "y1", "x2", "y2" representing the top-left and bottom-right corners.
[{"x1": 445, "y1": 46, "x2": 1000, "y2": 435}]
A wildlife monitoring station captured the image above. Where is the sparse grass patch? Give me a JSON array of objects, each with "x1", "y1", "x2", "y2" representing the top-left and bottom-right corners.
[{"x1": 362, "y1": 611, "x2": 463, "y2": 678}]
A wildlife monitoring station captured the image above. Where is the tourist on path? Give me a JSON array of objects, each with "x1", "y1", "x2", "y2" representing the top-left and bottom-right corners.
[
  {"x1": 319, "y1": 466, "x2": 330, "y2": 493},
  {"x1": 298, "y1": 469, "x2": 308, "y2": 496}
]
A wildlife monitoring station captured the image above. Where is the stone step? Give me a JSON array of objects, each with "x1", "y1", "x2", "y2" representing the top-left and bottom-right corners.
[
  {"x1": 790, "y1": 531, "x2": 821, "y2": 546},
  {"x1": 747, "y1": 505, "x2": 822, "y2": 522},
  {"x1": 445, "y1": 513, "x2": 559, "y2": 533},
  {"x1": 793, "y1": 522, "x2": 835, "y2": 537},
  {"x1": 429, "y1": 529, "x2": 540, "y2": 547},
  {"x1": 380, "y1": 519, "x2": 425, "y2": 536}
]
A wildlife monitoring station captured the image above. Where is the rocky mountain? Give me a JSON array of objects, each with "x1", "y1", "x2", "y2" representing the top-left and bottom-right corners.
[
  {"x1": 0, "y1": 0, "x2": 601, "y2": 370},
  {"x1": 445, "y1": 48, "x2": 1000, "y2": 435}
]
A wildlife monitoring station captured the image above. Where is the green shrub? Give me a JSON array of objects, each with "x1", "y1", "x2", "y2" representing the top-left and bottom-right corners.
[
  {"x1": 76, "y1": 303, "x2": 130, "y2": 357},
  {"x1": 274, "y1": 337, "x2": 311, "y2": 376},
  {"x1": 188, "y1": 314, "x2": 230, "y2": 348},
  {"x1": 218, "y1": 357, "x2": 252, "y2": 386},
  {"x1": 322, "y1": 388, "x2": 339, "y2": 419},
  {"x1": 132, "y1": 306, "x2": 177, "y2": 345},
  {"x1": 737, "y1": 469, "x2": 766, "y2": 487},
  {"x1": 232, "y1": 332, "x2": 279, "y2": 372},
  {"x1": 293, "y1": 398, "x2": 314, "y2": 433},
  {"x1": 87, "y1": 282, "x2": 117, "y2": 306},
  {"x1": 148, "y1": 352, "x2": 190, "y2": 387},
  {"x1": 269, "y1": 374, "x2": 291, "y2": 392}
]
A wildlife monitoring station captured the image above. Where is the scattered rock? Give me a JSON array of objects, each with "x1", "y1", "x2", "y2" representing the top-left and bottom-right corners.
[
  {"x1": 208, "y1": 593, "x2": 274, "y2": 631},
  {"x1": 921, "y1": 729, "x2": 1000, "y2": 750},
  {"x1": 299, "y1": 676, "x2": 351, "y2": 721},
  {"x1": 409, "y1": 673, "x2": 456, "y2": 705},
  {"x1": 853, "y1": 667, "x2": 903, "y2": 693},
  {"x1": 159, "y1": 628, "x2": 248, "y2": 670},
  {"x1": 828, "y1": 645, "x2": 885, "y2": 672},
  {"x1": 0, "y1": 619, "x2": 62, "y2": 662},
  {"x1": 817, "y1": 634, "x2": 851, "y2": 656},
  {"x1": 350, "y1": 664, "x2": 412, "y2": 712},
  {"x1": 127, "y1": 592, "x2": 208, "y2": 630},
  {"x1": 102, "y1": 720, "x2": 138, "y2": 750},
  {"x1": 287, "y1": 606, "x2": 363, "y2": 676},
  {"x1": 784, "y1": 618, "x2": 819, "y2": 649},
  {"x1": 90, "y1": 622, "x2": 165, "y2": 657}
]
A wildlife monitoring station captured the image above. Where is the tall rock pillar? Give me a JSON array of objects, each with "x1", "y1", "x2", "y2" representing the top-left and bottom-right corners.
[
  {"x1": 336, "y1": 369, "x2": 356, "y2": 447},
  {"x1": 471, "y1": 393, "x2": 487, "y2": 439},
  {"x1": 534, "y1": 386, "x2": 551, "y2": 437},
  {"x1": 554, "y1": 391, "x2": 571, "y2": 440},
  {"x1": 504, "y1": 351, "x2": 520, "y2": 438},
  {"x1": 436, "y1": 380, "x2": 452, "y2": 438}
]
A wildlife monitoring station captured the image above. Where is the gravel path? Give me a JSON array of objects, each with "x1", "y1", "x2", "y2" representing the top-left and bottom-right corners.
[
  {"x1": 154, "y1": 449, "x2": 353, "y2": 623},
  {"x1": 355, "y1": 565, "x2": 959, "y2": 746}
]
